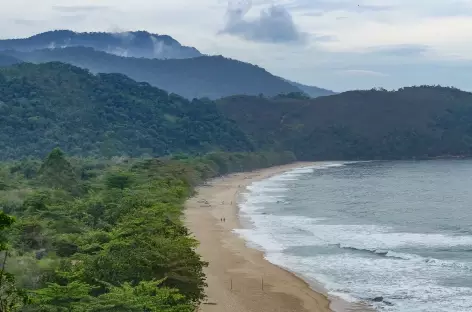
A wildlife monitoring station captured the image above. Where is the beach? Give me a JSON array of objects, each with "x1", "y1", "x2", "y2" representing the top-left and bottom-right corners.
[{"x1": 185, "y1": 162, "x2": 367, "y2": 312}]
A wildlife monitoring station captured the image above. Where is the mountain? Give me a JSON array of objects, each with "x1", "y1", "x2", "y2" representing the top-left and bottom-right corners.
[
  {"x1": 0, "y1": 62, "x2": 253, "y2": 160},
  {"x1": 0, "y1": 53, "x2": 21, "y2": 67},
  {"x1": 5, "y1": 47, "x2": 302, "y2": 99},
  {"x1": 218, "y1": 86, "x2": 472, "y2": 160},
  {"x1": 0, "y1": 30, "x2": 202, "y2": 59},
  {"x1": 283, "y1": 78, "x2": 336, "y2": 98}
]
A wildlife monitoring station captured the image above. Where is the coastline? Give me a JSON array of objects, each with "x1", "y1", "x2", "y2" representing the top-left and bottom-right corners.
[{"x1": 184, "y1": 162, "x2": 373, "y2": 312}]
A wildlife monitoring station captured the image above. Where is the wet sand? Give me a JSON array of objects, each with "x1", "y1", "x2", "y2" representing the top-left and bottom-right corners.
[{"x1": 184, "y1": 162, "x2": 373, "y2": 312}]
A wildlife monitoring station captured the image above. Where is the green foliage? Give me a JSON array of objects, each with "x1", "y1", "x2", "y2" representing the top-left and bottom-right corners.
[
  {"x1": 32, "y1": 281, "x2": 93, "y2": 311},
  {"x1": 105, "y1": 171, "x2": 134, "y2": 190},
  {"x1": 0, "y1": 212, "x2": 14, "y2": 231},
  {"x1": 0, "y1": 149, "x2": 295, "y2": 311},
  {"x1": 0, "y1": 211, "x2": 30, "y2": 311},
  {"x1": 38, "y1": 148, "x2": 80, "y2": 193},
  {"x1": 32, "y1": 280, "x2": 193, "y2": 312},
  {"x1": 0, "y1": 271, "x2": 30, "y2": 311},
  {"x1": 0, "y1": 62, "x2": 253, "y2": 160},
  {"x1": 11, "y1": 217, "x2": 49, "y2": 252},
  {"x1": 218, "y1": 86, "x2": 472, "y2": 160},
  {"x1": 82, "y1": 280, "x2": 194, "y2": 312}
]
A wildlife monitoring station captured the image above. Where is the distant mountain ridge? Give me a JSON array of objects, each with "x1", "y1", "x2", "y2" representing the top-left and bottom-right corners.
[
  {"x1": 283, "y1": 78, "x2": 337, "y2": 98},
  {"x1": 0, "y1": 30, "x2": 335, "y2": 99},
  {"x1": 5, "y1": 47, "x2": 303, "y2": 99},
  {"x1": 0, "y1": 30, "x2": 202, "y2": 59}
]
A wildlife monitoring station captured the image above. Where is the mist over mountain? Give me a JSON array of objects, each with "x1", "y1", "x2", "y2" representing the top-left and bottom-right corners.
[
  {"x1": 5, "y1": 47, "x2": 303, "y2": 99},
  {"x1": 0, "y1": 30, "x2": 334, "y2": 99},
  {"x1": 0, "y1": 30, "x2": 202, "y2": 59}
]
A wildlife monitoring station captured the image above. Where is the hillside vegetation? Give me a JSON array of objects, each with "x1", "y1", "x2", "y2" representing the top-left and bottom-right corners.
[
  {"x1": 5, "y1": 47, "x2": 302, "y2": 99},
  {"x1": 0, "y1": 149, "x2": 296, "y2": 311},
  {"x1": 218, "y1": 86, "x2": 472, "y2": 160},
  {"x1": 0, "y1": 62, "x2": 253, "y2": 160}
]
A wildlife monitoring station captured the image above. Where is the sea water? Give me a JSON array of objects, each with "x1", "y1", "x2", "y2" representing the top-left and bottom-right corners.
[{"x1": 234, "y1": 160, "x2": 472, "y2": 312}]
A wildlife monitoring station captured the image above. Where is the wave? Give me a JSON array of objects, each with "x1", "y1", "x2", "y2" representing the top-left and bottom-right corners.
[
  {"x1": 264, "y1": 249, "x2": 472, "y2": 312},
  {"x1": 239, "y1": 200, "x2": 472, "y2": 255},
  {"x1": 236, "y1": 160, "x2": 472, "y2": 312},
  {"x1": 336, "y1": 244, "x2": 411, "y2": 260},
  {"x1": 240, "y1": 162, "x2": 350, "y2": 212},
  {"x1": 336, "y1": 244, "x2": 472, "y2": 271}
]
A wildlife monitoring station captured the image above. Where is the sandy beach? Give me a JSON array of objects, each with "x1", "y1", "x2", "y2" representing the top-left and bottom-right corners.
[{"x1": 185, "y1": 162, "x2": 372, "y2": 312}]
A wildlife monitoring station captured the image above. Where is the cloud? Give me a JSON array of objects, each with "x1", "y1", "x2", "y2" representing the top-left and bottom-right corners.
[
  {"x1": 367, "y1": 44, "x2": 429, "y2": 57},
  {"x1": 220, "y1": 1, "x2": 307, "y2": 44},
  {"x1": 286, "y1": 0, "x2": 392, "y2": 14},
  {"x1": 13, "y1": 19, "x2": 45, "y2": 26},
  {"x1": 3, "y1": 0, "x2": 472, "y2": 93},
  {"x1": 52, "y1": 5, "x2": 110, "y2": 13},
  {"x1": 110, "y1": 29, "x2": 136, "y2": 43}
]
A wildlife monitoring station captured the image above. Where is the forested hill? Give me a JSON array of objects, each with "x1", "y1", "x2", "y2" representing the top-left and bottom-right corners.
[
  {"x1": 5, "y1": 47, "x2": 302, "y2": 99},
  {"x1": 0, "y1": 62, "x2": 253, "y2": 160},
  {"x1": 0, "y1": 53, "x2": 21, "y2": 66},
  {"x1": 0, "y1": 30, "x2": 202, "y2": 59},
  {"x1": 218, "y1": 86, "x2": 472, "y2": 160}
]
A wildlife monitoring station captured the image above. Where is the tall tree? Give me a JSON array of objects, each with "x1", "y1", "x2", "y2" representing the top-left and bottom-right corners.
[{"x1": 0, "y1": 212, "x2": 29, "y2": 311}]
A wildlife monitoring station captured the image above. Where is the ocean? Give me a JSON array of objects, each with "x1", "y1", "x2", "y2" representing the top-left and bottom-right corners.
[{"x1": 235, "y1": 160, "x2": 472, "y2": 312}]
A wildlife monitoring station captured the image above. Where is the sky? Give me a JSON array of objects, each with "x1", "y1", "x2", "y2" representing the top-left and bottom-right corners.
[{"x1": 2, "y1": 0, "x2": 472, "y2": 92}]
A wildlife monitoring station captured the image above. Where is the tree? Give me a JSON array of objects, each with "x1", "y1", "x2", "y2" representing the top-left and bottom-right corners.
[
  {"x1": 38, "y1": 148, "x2": 80, "y2": 193},
  {"x1": 105, "y1": 172, "x2": 134, "y2": 190},
  {"x1": 0, "y1": 211, "x2": 30, "y2": 311},
  {"x1": 31, "y1": 281, "x2": 93, "y2": 311},
  {"x1": 81, "y1": 280, "x2": 194, "y2": 312}
]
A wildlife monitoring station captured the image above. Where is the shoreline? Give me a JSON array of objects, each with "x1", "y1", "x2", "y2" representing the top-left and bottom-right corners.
[{"x1": 184, "y1": 162, "x2": 373, "y2": 312}]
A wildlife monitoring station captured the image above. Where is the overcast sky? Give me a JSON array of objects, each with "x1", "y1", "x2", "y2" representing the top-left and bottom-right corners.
[{"x1": 2, "y1": 0, "x2": 472, "y2": 91}]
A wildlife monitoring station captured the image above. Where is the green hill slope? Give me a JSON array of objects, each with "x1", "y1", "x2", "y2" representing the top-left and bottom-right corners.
[
  {"x1": 218, "y1": 87, "x2": 472, "y2": 160},
  {"x1": 6, "y1": 47, "x2": 302, "y2": 99},
  {"x1": 0, "y1": 62, "x2": 253, "y2": 160}
]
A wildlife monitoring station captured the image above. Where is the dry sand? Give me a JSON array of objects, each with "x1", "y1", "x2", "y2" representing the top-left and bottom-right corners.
[{"x1": 185, "y1": 162, "x2": 373, "y2": 312}]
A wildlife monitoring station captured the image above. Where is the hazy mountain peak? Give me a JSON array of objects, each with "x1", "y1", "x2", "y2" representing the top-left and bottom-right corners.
[{"x1": 0, "y1": 30, "x2": 202, "y2": 59}]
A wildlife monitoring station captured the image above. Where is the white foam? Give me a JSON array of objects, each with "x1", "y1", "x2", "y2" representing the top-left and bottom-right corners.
[
  {"x1": 263, "y1": 248, "x2": 472, "y2": 311},
  {"x1": 234, "y1": 229, "x2": 286, "y2": 252},
  {"x1": 235, "y1": 162, "x2": 472, "y2": 312},
  {"x1": 285, "y1": 167, "x2": 316, "y2": 174},
  {"x1": 237, "y1": 216, "x2": 472, "y2": 311},
  {"x1": 329, "y1": 291, "x2": 360, "y2": 303},
  {"x1": 238, "y1": 212, "x2": 472, "y2": 251},
  {"x1": 312, "y1": 162, "x2": 348, "y2": 170}
]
